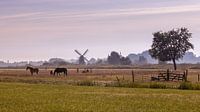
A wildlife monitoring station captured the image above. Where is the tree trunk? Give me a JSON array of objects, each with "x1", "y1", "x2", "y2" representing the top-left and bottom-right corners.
[{"x1": 172, "y1": 58, "x2": 177, "y2": 70}]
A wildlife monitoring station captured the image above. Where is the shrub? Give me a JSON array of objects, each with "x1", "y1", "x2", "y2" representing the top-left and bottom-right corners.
[
  {"x1": 179, "y1": 82, "x2": 193, "y2": 90},
  {"x1": 193, "y1": 84, "x2": 200, "y2": 90},
  {"x1": 149, "y1": 83, "x2": 167, "y2": 89}
]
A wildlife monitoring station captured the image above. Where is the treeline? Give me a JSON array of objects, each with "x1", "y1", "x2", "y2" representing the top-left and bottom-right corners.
[
  {"x1": 41, "y1": 51, "x2": 147, "y2": 66},
  {"x1": 107, "y1": 51, "x2": 131, "y2": 65}
]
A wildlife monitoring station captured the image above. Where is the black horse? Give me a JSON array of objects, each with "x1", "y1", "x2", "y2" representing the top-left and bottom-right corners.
[
  {"x1": 54, "y1": 68, "x2": 68, "y2": 76},
  {"x1": 26, "y1": 66, "x2": 39, "y2": 75}
]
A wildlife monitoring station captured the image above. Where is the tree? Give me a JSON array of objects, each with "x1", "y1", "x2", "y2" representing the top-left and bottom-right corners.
[
  {"x1": 96, "y1": 59, "x2": 103, "y2": 65},
  {"x1": 107, "y1": 51, "x2": 131, "y2": 65},
  {"x1": 149, "y1": 28, "x2": 194, "y2": 70},
  {"x1": 120, "y1": 57, "x2": 132, "y2": 65},
  {"x1": 108, "y1": 51, "x2": 121, "y2": 65}
]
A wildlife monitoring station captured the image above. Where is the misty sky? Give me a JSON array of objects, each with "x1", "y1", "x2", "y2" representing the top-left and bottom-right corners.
[{"x1": 1, "y1": 0, "x2": 200, "y2": 62}]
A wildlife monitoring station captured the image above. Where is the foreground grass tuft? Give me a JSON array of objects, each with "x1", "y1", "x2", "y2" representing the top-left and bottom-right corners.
[
  {"x1": 179, "y1": 82, "x2": 200, "y2": 90},
  {"x1": 149, "y1": 83, "x2": 167, "y2": 89},
  {"x1": 76, "y1": 80, "x2": 97, "y2": 86}
]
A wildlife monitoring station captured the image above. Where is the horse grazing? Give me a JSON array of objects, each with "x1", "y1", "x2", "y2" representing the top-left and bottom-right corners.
[
  {"x1": 26, "y1": 66, "x2": 39, "y2": 75},
  {"x1": 54, "y1": 68, "x2": 68, "y2": 76}
]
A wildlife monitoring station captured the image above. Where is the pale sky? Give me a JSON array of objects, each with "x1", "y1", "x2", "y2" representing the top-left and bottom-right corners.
[{"x1": 0, "y1": 0, "x2": 200, "y2": 62}]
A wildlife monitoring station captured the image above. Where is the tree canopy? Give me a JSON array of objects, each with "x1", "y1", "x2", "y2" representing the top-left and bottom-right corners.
[
  {"x1": 149, "y1": 27, "x2": 194, "y2": 70},
  {"x1": 107, "y1": 51, "x2": 131, "y2": 65}
]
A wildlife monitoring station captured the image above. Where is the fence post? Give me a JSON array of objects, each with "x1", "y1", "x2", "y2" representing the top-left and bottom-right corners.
[
  {"x1": 183, "y1": 71, "x2": 186, "y2": 82},
  {"x1": 77, "y1": 68, "x2": 79, "y2": 73},
  {"x1": 132, "y1": 70, "x2": 134, "y2": 83},
  {"x1": 198, "y1": 74, "x2": 200, "y2": 82},
  {"x1": 167, "y1": 69, "x2": 170, "y2": 81},
  {"x1": 185, "y1": 70, "x2": 188, "y2": 82}
]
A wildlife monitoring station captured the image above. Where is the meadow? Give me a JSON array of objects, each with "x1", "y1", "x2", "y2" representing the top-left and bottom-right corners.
[
  {"x1": 1, "y1": 68, "x2": 200, "y2": 112},
  {"x1": 0, "y1": 68, "x2": 200, "y2": 84},
  {"x1": 1, "y1": 82, "x2": 200, "y2": 112}
]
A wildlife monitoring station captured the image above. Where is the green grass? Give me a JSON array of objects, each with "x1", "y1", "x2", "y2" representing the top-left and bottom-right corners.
[{"x1": 1, "y1": 82, "x2": 200, "y2": 112}]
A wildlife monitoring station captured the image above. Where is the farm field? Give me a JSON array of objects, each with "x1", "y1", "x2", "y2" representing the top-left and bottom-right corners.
[
  {"x1": 0, "y1": 68, "x2": 200, "y2": 84},
  {"x1": 1, "y1": 68, "x2": 200, "y2": 112},
  {"x1": 1, "y1": 82, "x2": 200, "y2": 112}
]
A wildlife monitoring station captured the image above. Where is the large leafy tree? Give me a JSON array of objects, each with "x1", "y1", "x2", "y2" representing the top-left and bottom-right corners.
[{"x1": 149, "y1": 28, "x2": 194, "y2": 70}]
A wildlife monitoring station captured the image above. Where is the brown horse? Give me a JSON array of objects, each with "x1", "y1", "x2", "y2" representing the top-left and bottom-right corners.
[{"x1": 26, "y1": 66, "x2": 39, "y2": 75}]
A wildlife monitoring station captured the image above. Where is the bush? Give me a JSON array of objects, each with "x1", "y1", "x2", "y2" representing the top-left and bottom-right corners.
[
  {"x1": 179, "y1": 82, "x2": 193, "y2": 90},
  {"x1": 193, "y1": 84, "x2": 200, "y2": 90},
  {"x1": 149, "y1": 83, "x2": 167, "y2": 89},
  {"x1": 178, "y1": 82, "x2": 200, "y2": 90}
]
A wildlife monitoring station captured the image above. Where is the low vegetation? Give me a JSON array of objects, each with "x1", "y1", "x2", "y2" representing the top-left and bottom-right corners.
[
  {"x1": 1, "y1": 82, "x2": 200, "y2": 112},
  {"x1": 1, "y1": 74, "x2": 200, "y2": 90},
  {"x1": 1, "y1": 69, "x2": 200, "y2": 111},
  {"x1": 179, "y1": 82, "x2": 200, "y2": 90}
]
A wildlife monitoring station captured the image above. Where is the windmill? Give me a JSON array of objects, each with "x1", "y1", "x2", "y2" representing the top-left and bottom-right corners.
[{"x1": 74, "y1": 49, "x2": 89, "y2": 65}]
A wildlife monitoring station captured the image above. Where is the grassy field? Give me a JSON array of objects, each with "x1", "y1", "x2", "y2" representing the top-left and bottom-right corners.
[
  {"x1": 1, "y1": 82, "x2": 200, "y2": 112},
  {"x1": 0, "y1": 68, "x2": 200, "y2": 84},
  {"x1": 0, "y1": 68, "x2": 200, "y2": 112}
]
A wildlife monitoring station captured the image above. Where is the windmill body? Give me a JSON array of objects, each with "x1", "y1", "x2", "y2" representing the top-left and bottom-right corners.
[
  {"x1": 79, "y1": 56, "x2": 86, "y2": 65},
  {"x1": 75, "y1": 49, "x2": 89, "y2": 65}
]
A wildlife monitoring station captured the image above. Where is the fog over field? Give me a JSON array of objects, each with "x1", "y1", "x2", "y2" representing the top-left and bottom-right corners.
[{"x1": 0, "y1": 0, "x2": 200, "y2": 61}]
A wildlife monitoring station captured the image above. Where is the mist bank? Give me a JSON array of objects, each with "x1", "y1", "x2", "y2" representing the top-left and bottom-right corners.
[{"x1": 128, "y1": 51, "x2": 200, "y2": 64}]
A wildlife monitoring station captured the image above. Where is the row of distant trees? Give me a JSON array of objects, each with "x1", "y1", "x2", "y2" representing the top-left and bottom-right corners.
[
  {"x1": 42, "y1": 51, "x2": 147, "y2": 66},
  {"x1": 106, "y1": 51, "x2": 147, "y2": 65},
  {"x1": 42, "y1": 27, "x2": 194, "y2": 70}
]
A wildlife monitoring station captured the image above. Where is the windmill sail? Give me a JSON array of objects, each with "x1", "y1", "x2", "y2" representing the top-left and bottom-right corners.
[{"x1": 74, "y1": 49, "x2": 89, "y2": 65}]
